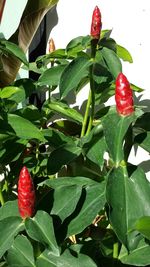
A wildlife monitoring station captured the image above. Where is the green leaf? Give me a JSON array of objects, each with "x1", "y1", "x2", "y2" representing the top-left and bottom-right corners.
[
  {"x1": 135, "y1": 132, "x2": 150, "y2": 153},
  {"x1": 42, "y1": 128, "x2": 75, "y2": 149},
  {"x1": 0, "y1": 0, "x2": 59, "y2": 87},
  {"x1": 100, "y1": 29, "x2": 112, "y2": 40},
  {"x1": 117, "y1": 44, "x2": 133, "y2": 63},
  {"x1": 0, "y1": 217, "x2": 24, "y2": 258},
  {"x1": 25, "y1": 210, "x2": 59, "y2": 256},
  {"x1": 46, "y1": 101, "x2": 83, "y2": 123},
  {"x1": 0, "y1": 87, "x2": 23, "y2": 100},
  {"x1": 58, "y1": 249, "x2": 97, "y2": 267},
  {"x1": 47, "y1": 143, "x2": 82, "y2": 175},
  {"x1": 14, "y1": 78, "x2": 37, "y2": 98},
  {"x1": 134, "y1": 112, "x2": 150, "y2": 152},
  {"x1": 66, "y1": 35, "x2": 91, "y2": 56},
  {"x1": 134, "y1": 112, "x2": 150, "y2": 132},
  {"x1": 100, "y1": 38, "x2": 117, "y2": 52},
  {"x1": 8, "y1": 114, "x2": 45, "y2": 142},
  {"x1": 102, "y1": 108, "x2": 143, "y2": 166},
  {"x1": 82, "y1": 131, "x2": 106, "y2": 169},
  {"x1": 38, "y1": 176, "x2": 99, "y2": 189},
  {"x1": 0, "y1": 40, "x2": 28, "y2": 65},
  {"x1": 60, "y1": 57, "x2": 92, "y2": 98},
  {"x1": 119, "y1": 239, "x2": 150, "y2": 266},
  {"x1": 37, "y1": 65, "x2": 66, "y2": 86},
  {"x1": 0, "y1": 200, "x2": 20, "y2": 221},
  {"x1": 36, "y1": 249, "x2": 57, "y2": 267},
  {"x1": 135, "y1": 216, "x2": 150, "y2": 240},
  {"x1": 106, "y1": 166, "x2": 150, "y2": 250},
  {"x1": 51, "y1": 185, "x2": 82, "y2": 222},
  {"x1": 67, "y1": 180, "x2": 106, "y2": 236},
  {"x1": 101, "y1": 47, "x2": 122, "y2": 78},
  {"x1": 130, "y1": 83, "x2": 144, "y2": 92},
  {"x1": 7, "y1": 235, "x2": 35, "y2": 267},
  {"x1": 36, "y1": 248, "x2": 97, "y2": 267}
]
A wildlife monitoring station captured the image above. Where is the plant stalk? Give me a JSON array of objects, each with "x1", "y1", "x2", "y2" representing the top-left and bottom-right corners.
[
  {"x1": 113, "y1": 241, "x2": 119, "y2": 259},
  {"x1": 0, "y1": 184, "x2": 5, "y2": 206},
  {"x1": 80, "y1": 89, "x2": 92, "y2": 137},
  {"x1": 81, "y1": 39, "x2": 97, "y2": 137}
]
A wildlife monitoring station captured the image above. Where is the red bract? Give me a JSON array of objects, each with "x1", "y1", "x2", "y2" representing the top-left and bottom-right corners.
[
  {"x1": 90, "y1": 6, "x2": 102, "y2": 40},
  {"x1": 18, "y1": 166, "x2": 35, "y2": 219},
  {"x1": 115, "y1": 72, "x2": 134, "y2": 116}
]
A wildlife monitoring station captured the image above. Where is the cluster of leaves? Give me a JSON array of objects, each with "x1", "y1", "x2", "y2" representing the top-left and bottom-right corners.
[{"x1": 1, "y1": 1, "x2": 150, "y2": 267}]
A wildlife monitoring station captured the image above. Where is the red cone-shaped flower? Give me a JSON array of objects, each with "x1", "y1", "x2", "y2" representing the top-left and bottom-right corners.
[
  {"x1": 18, "y1": 166, "x2": 35, "y2": 219},
  {"x1": 90, "y1": 6, "x2": 102, "y2": 39},
  {"x1": 115, "y1": 72, "x2": 134, "y2": 116}
]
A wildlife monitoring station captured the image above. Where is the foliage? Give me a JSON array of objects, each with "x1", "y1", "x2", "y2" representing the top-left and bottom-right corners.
[{"x1": 0, "y1": 2, "x2": 150, "y2": 267}]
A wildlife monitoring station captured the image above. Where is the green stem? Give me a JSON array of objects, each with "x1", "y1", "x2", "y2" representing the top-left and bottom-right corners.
[
  {"x1": 0, "y1": 184, "x2": 5, "y2": 206},
  {"x1": 113, "y1": 242, "x2": 119, "y2": 259},
  {"x1": 86, "y1": 75, "x2": 95, "y2": 135},
  {"x1": 80, "y1": 39, "x2": 97, "y2": 137},
  {"x1": 48, "y1": 61, "x2": 54, "y2": 103},
  {"x1": 80, "y1": 89, "x2": 92, "y2": 137}
]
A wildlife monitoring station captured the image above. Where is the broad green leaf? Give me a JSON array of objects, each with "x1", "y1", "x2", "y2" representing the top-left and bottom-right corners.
[
  {"x1": 83, "y1": 133, "x2": 106, "y2": 169},
  {"x1": 67, "y1": 180, "x2": 106, "y2": 236},
  {"x1": 0, "y1": 40, "x2": 28, "y2": 65},
  {"x1": 47, "y1": 143, "x2": 82, "y2": 175},
  {"x1": 38, "y1": 176, "x2": 100, "y2": 189},
  {"x1": 36, "y1": 249, "x2": 57, "y2": 267},
  {"x1": 58, "y1": 249, "x2": 97, "y2": 267},
  {"x1": 0, "y1": 0, "x2": 59, "y2": 87},
  {"x1": 37, "y1": 65, "x2": 66, "y2": 86},
  {"x1": 117, "y1": 44, "x2": 133, "y2": 63},
  {"x1": 51, "y1": 185, "x2": 82, "y2": 221},
  {"x1": 119, "y1": 239, "x2": 150, "y2": 266},
  {"x1": 60, "y1": 57, "x2": 92, "y2": 98},
  {"x1": 0, "y1": 217, "x2": 24, "y2": 258},
  {"x1": 42, "y1": 128, "x2": 75, "y2": 149},
  {"x1": 0, "y1": 87, "x2": 23, "y2": 99},
  {"x1": 25, "y1": 210, "x2": 59, "y2": 256},
  {"x1": 102, "y1": 107, "x2": 143, "y2": 166},
  {"x1": 0, "y1": 200, "x2": 19, "y2": 221},
  {"x1": 46, "y1": 101, "x2": 83, "y2": 123},
  {"x1": 8, "y1": 114, "x2": 45, "y2": 142},
  {"x1": 7, "y1": 235, "x2": 35, "y2": 267},
  {"x1": 18, "y1": 105, "x2": 42, "y2": 123},
  {"x1": 36, "y1": 248, "x2": 97, "y2": 267},
  {"x1": 66, "y1": 35, "x2": 91, "y2": 55},
  {"x1": 106, "y1": 166, "x2": 150, "y2": 250},
  {"x1": 14, "y1": 78, "x2": 37, "y2": 98},
  {"x1": 44, "y1": 49, "x2": 67, "y2": 59},
  {"x1": 135, "y1": 216, "x2": 150, "y2": 240},
  {"x1": 0, "y1": 139, "x2": 27, "y2": 165},
  {"x1": 100, "y1": 29, "x2": 112, "y2": 40},
  {"x1": 101, "y1": 47, "x2": 122, "y2": 78},
  {"x1": 100, "y1": 38, "x2": 117, "y2": 52}
]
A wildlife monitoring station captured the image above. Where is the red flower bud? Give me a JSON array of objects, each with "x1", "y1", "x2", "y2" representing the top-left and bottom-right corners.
[
  {"x1": 90, "y1": 6, "x2": 102, "y2": 40},
  {"x1": 18, "y1": 166, "x2": 35, "y2": 219},
  {"x1": 115, "y1": 73, "x2": 134, "y2": 116}
]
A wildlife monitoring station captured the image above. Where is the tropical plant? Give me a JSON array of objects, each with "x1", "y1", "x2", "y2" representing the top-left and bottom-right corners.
[{"x1": 0, "y1": 3, "x2": 150, "y2": 267}]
